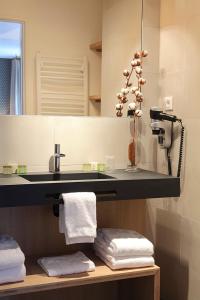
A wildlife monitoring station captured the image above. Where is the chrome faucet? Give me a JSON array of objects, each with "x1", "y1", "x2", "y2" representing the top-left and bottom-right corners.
[{"x1": 49, "y1": 144, "x2": 65, "y2": 173}]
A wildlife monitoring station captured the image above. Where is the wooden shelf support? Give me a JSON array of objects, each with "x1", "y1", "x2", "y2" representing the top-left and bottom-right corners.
[
  {"x1": 89, "y1": 41, "x2": 102, "y2": 52},
  {"x1": 89, "y1": 95, "x2": 101, "y2": 103}
]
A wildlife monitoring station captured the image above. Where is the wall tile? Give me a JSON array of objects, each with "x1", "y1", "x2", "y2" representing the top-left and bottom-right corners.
[
  {"x1": 0, "y1": 116, "x2": 54, "y2": 170},
  {"x1": 0, "y1": 116, "x2": 130, "y2": 172},
  {"x1": 53, "y1": 116, "x2": 130, "y2": 169}
]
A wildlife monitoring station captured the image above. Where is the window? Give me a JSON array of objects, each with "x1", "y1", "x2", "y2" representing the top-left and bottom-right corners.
[{"x1": 0, "y1": 20, "x2": 23, "y2": 115}]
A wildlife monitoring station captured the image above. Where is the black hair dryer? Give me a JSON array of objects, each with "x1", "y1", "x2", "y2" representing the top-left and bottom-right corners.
[{"x1": 150, "y1": 107, "x2": 184, "y2": 177}]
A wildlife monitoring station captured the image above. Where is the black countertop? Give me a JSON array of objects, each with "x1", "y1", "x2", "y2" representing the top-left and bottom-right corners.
[{"x1": 0, "y1": 169, "x2": 180, "y2": 207}]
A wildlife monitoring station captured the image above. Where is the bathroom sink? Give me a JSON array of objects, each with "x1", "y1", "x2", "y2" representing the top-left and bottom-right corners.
[{"x1": 20, "y1": 172, "x2": 115, "y2": 182}]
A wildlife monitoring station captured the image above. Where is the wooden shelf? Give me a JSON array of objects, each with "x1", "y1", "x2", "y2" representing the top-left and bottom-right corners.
[
  {"x1": 89, "y1": 41, "x2": 102, "y2": 52},
  {"x1": 0, "y1": 255, "x2": 159, "y2": 298},
  {"x1": 89, "y1": 95, "x2": 101, "y2": 102}
]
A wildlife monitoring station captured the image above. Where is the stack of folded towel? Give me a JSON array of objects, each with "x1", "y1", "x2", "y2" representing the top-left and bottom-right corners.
[
  {"x1": 0, "y1": 235, "x2": 26, "y2": 284},
  {"x1": 38, "y1": 251, "x2": 95, "y2": 276},
  {"x1": 94, "y1": 228, "x2": 155, "y2": 270},
  {"x1": 59, "y1": 192, "x2": 97, "y2": 245}
]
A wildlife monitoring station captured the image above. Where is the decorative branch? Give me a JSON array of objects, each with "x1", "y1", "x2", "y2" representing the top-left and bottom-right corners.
[{"x1": 115, "y1": 50, "x2": 148, "y2": 118}]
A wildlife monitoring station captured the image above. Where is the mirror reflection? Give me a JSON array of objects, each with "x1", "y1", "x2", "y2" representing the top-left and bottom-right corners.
[{"x1": 0, "y1": 0, "x2": 142, "y2": 117}]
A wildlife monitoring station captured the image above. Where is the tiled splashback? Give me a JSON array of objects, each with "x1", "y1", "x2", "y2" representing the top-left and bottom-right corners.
[{"x1": 0, "y1": 116, "x2": 130, "y2": 172}]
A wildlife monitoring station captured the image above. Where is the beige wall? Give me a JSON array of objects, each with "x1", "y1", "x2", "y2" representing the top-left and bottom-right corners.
[
  {"x1": 139, "y1": 0, "x2": 160, "y2": 171},
  {"x1": 146, "y1": 1, "x2": 200, "y2": 299},
  {"x1": 0, "y1": 0, "x2": 102, "y2": 116},
  {"x1": 101, "y1": 0, "x2": 142, "y2": 117}
]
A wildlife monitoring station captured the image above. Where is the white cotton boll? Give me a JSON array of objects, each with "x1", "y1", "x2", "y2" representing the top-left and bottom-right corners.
[
  {"x1": 116, "y1": 103, "x2": 123, "y2": 110},
  {"x1": 131, "y1": 60, "x2": 138, "y2": 67},
  {"x1": 135, "y1": 91, "x2": 142, "y2": 98},
  {"x1": 128, "y1": 102, "x2": 136, "y2": 110},
  {"x1": 135, "y1": 67, "x2": 142, "y2": 74},
  {"x1": 139, "y1": 77, "x2": 146, "y2": 85},
  {"x1": 123, "y1": 69, "x2": 130, "y2": 77},
  {"x1": 121, "y1": 88, "x2": 129, "y2": 95},
  {"x1": 142, "y1": 50, "x2": 148, "y2": 57},
  {"x1": 135, "y1": 109, "x2": 143, "y2": 117}
]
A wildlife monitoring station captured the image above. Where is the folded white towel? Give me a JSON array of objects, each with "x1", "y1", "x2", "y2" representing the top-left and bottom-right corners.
[
  {"x1": 97, "y1": 228, "x2": 154, "y2": 257},
  {"x1": 59, "y1": 192, "x2": 97, "y2": 245},
  {"x1": 95, "y1": 245, "x2": 154, "y2": 265},
  {"x1": 95, "y1": 249, "x2": 154, "y2": 270},
  {"x1": 0, "y1": 264, "x2": 26, "y2": 284},
  {"x1": 94, "y1": 238, "x2": 152, "y2": 259},
  {"x1": 38, "y1": 251, "x2": 95, "y2": 277},
  {"x1": 95, "y1": 236, "x2": 153, "y2": 258},
  {"x1": 0, "y1": 235, "x2": 25, "y2": 270}
]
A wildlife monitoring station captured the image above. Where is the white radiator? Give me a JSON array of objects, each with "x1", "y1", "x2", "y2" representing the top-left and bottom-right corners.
[{"x1": 36, "y1": 54, "x2": 88, "y2": 116}]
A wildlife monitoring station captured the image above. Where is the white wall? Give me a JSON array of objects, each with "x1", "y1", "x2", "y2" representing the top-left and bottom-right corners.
[
  {"x1": 0, "y1": 0, "x2": 102, "y2": 116},
  {"x1": 0, "y1": 116, "x2": 130, "y2": 172}
]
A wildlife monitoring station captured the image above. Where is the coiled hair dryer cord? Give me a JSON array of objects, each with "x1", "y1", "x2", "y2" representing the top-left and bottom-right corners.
[{"x1": 177, "y1": 121, "x2": 184, "y2": 177}]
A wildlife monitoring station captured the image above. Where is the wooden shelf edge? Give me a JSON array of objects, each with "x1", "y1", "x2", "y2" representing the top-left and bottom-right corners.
[
  {"x1": 89, "y1": 95, "x2": 101, "y2": 102},
  {"x1": 0, "y1": 256, "x2": 159, "y2": 298},
  {"x1": 89, "y1": 41, "x2": 102, "y2": 52}
]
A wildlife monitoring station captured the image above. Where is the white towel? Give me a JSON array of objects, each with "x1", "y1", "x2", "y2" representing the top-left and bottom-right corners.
[
  {"x1": 59, "y1": 204, "x2": 94, "y2": 244},
  {"x1": 95, "y1": 236, "x2": 153, "y2": 257},
  {"x1": 94, "y1": 238, "x2": 152, "y2": 259},
  {"x1": 0, "y1": 235, "x2": 25, "y2": 270},
  {"x1": 38, "y1": 251, "x2": 95, "y2": 277},
  {"x1": 0, "y1": 264, "x2": 26, "y2": 284},
  {"x1": 59, "y1": 192, "x2": 97, "y2": 244},
  {"x1": 95, "y1": 249, "x2": 154, "y2": 270},
  {"x1": 97, "y1": 228, "x2": 154, "y2": 257}
]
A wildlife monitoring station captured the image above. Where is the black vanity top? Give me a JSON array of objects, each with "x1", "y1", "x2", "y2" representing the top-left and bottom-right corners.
[{"x1": 0, "y1": 169, "x2": 180, "y2": 207}]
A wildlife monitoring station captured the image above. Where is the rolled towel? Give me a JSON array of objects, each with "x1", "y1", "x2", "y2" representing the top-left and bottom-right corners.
[
  {"x1": 0, "y1": 235, "x2": 25, "y2": 270},
  {"x1": 0, "y1": 264, "x2": 26, "y2": 284},
  {"x1": 97, "y1": 228, "x2": 154, "y2": 257},
  {"x1": 38, "y1": 251, "x2": 95, "y2": 277},
  {"x1": 59, "y1": 192, "x2": 97, "y2": 244},
  {"x1": 95, "y1": 248, "x2": 154, "y2": 270}
]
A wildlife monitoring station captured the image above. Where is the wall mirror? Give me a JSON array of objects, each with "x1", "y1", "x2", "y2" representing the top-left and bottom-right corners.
[{"x1": 0, "y1": 0, "x2": 143, "y2": 117}]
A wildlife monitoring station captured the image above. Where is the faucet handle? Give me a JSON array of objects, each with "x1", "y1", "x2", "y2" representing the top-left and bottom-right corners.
[{"x1": 54, "y1": 153, "x2": 65, "y2": 158}]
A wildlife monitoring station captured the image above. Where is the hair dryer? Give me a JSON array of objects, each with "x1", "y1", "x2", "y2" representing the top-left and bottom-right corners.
[{"x1": 150, "y1": 107, "x2": 184, "y2": 177}]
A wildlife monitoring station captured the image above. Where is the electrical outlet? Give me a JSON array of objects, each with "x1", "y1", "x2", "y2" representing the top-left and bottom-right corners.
[{"x1": 164, "y1": 96, "x2": 173, "y2": 111}]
